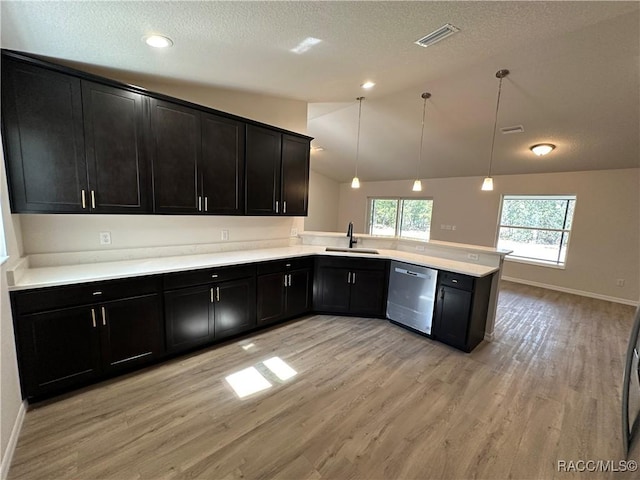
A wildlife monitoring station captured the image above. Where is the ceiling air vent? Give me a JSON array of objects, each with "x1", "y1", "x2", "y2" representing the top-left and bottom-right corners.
[
  {"x1": 414, "y1": 24, "x2": 460, "y2": 48},
  {"x1": 500, "y1": 125, "x2": 525, "y2": 134}
]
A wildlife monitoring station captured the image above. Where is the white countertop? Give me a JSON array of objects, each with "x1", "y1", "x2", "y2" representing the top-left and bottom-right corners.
[{"x1": 9, "y1": 245, "x2": 499, "y2": 291}]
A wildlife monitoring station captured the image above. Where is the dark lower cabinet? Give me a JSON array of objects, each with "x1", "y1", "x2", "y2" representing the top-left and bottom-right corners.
[
  {"x1": 12, "y1": 278, "x2": 164, "y2": 399},
  {"x1": 313, "y1": 257, "x2": 388, "y2": 317},
  {"x1": 163, "y1": 265, "x2": 256, "y2": 353},
  {"x1": 432, "y1": 271, "x2": 493, "y2": 352},
  {"x1": 256, "y1": 259, "x2": 312, "y2": 326}
]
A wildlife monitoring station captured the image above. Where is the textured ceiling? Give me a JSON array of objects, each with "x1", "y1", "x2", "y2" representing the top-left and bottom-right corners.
[{"x1": 1, "y1": 1, "x2": 639, "y2": 182}]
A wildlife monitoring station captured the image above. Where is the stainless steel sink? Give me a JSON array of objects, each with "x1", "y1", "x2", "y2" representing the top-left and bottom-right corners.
[{"x1": 325, "y1": 247, "x2": 379, "y2": 254}]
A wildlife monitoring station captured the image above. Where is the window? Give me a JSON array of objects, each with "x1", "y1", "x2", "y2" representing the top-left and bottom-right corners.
[
  {"x1": 497, "y1": 195, "x2": 576, "y2": 267},
  {"x1": 368, "y1": 198, "x2": 433, "y2": 240}
]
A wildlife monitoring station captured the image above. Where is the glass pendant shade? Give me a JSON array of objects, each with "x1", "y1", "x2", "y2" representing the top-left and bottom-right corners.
[
  {"x1": 412, "y1": 179, "x2": 422, "y2": 192},
  {"x1": 481, "y1": 177, "x2": 494, "y2": 191},
  {"x1": 351, "y1": 176, "x2": 360, "y2": 189}
]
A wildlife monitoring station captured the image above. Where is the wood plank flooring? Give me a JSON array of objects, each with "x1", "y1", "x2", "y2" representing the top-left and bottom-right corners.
[{"x1": 8, "y1": 281, "x2": 639, "y2": 480}]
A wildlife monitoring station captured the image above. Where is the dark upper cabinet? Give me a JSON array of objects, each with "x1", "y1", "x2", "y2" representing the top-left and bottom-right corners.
[
  {"x1": 1, "y1": 57, "x2": 87, "y2": 213},
  {"x1": 82, "y1": 81, "x2": 150, "y2": 213},
  {"x1": 149, "y1": 98, "x2": 201, "y2": 214},
  {"x1": 281, "y1": 134, "x2": 310, "y2": 216},
  {"x1": 245, "y1": 126, "x2": 310, "y2": 216},
  {"x1": 432, "y1": 271, "x2": 493, "y2": 352},
  {"x1": 245, "y1": 125, "x2": 282, "y2": 215},
  {"x1": 313, "y1": 257, "x2": 388, "y2": 317},
  {"x1": 150, "y1": 99, "x2": 245, "y2": 215},
  {"x1": 201, "y1": 113, "x2": 245, "y2": 214}
]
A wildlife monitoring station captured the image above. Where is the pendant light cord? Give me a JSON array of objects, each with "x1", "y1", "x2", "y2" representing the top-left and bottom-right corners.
[
  {"x1": 417, "y1": 95, "x2": 428, "y2": 179},
  {"x1": 355, "y1": 97, "x2": 363, "y2": 178},
  {"x1": 487, "y1": 75, "x2": 505, "y2": 177}
]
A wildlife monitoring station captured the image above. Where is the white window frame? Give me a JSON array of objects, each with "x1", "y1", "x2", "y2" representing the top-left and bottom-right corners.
[
  {"x1": 367, "y1": 197, "x2": 433, "y2": 240},
  {"x1": 497, "y1": 194, "x2": 576, "y2": 269}
]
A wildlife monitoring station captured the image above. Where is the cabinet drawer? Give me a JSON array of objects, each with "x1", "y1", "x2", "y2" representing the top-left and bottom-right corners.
[
  {"x1": 439, "y1": 271, "x2": 475, "y2": 291},
  {"x1": 163, "y1": 264, "x2": 256, "y2": 290},
  {"x1": 12, "y1": 276, "x2": 161, "y2": 315},
  {"x1": 257, "y1": 257, "x2": 313, "y2": 275}
]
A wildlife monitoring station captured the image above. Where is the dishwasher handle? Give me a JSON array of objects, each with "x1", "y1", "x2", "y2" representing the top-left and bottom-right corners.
[{"x1": 393, "y1": 267, "x2": 429, "y2": 280}]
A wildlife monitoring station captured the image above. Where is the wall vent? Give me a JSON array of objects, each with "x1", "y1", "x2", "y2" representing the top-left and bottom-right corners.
[
  {"x1": 414, "y1": 24, "x2": 460, "y2": 48},
  {"x1": 500, "y1": 125, "x2": 525, "y2": 134}
]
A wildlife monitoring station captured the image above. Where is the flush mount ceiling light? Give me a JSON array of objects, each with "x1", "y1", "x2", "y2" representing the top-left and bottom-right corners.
[
  {"x1": 482, "y1": 69, "x2": 510, "y2": 192},
  {"x1": 291, "y1": 37, "x2": 322, "y2": 54},
  {"x1": 351, "y1": 97, "x2": 365, "y2": 189},
  {"x1": 414, "y1": 23, "x2": 460, "y2": 48},
  {"x1": 143, "y1": 34, "x2": 174, "y2": 48},
  {"x1": 412, "y1": 92, "x2": 431, "y2": 192},
  {"x1": 361, "y1": 81, "x2": 376, "y2": 89},
  {"x1": 530, "y1": 143, "x2": 556, "y2": 156}
]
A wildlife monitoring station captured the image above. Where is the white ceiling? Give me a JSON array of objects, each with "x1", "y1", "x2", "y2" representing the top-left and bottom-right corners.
[{"x1": 1, "y1": 1, "x2": 639, "y2": 183}]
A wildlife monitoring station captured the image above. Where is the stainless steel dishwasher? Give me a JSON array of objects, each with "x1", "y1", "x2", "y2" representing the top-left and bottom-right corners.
[{"x1": 386, "y1": 261, "x2": 438, "y2": 335}]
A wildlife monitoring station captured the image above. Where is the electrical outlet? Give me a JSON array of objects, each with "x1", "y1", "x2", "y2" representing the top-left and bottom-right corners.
[
  {"x1": 221, "y1": 230, "x2": 229, "y2": 241},
  {"x1": 290, "y1": 228, "x2": 298, "y2": 237},
  {"x1": 451, "y1": 225, "x2": 456, "y2": 231},
  {"x1": 467, "y1": 253, "x2": 479, "y2": 261},
  {"x1": 415, "y1": 245, "x2": 425, "y2": 252},
  {"x1": 616, "y1": 279, "x2": 625, "y2": 287},
  {"x1": 99, "y1": 231, "x2": 111, "y2": 245}
]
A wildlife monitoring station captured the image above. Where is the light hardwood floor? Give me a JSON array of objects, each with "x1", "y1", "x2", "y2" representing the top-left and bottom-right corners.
[{"x1": 8, "y1": 281, "x2": 639, "y2": 480}]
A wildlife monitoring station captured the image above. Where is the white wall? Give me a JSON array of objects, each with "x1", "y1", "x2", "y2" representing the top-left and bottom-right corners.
[
  {"x1": 0, "y1": 146, "x2": 25, "y2": 476},
  {"x1": 304, "y1": 170, "x2": 340, "y2": 233},
  {"x1": 338, "y1": 169, "x2": 640, "y2": 303}
]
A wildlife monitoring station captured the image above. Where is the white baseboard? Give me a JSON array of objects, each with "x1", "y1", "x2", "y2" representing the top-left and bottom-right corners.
[
  {"x1": 1, "y1": 400, "x2": 26, "y2": 480},
  {"x1": 501, "y1": 276, "x2": 640, "y2": 307}
]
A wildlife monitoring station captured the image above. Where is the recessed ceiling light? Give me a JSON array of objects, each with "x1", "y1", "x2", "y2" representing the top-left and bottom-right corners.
[
  {"x1": 530, "y1": 144, "x2": 556, "y2": 156},
  {"x1": 361, "y1": 81, "x2": 375, "y2": 89},
  {"x1": 144, "y1": 35, "x2": 174, "y2": 48}
]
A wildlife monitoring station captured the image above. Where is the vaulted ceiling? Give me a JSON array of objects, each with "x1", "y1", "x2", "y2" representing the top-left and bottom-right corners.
[{"x1": 1, "y1": 1, "x2": 638, "y2": 182}]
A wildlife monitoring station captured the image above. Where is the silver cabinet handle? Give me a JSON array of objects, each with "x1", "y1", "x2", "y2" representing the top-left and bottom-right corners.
[
  {"x1": 211, "y1": 274, "x2": 218, "y2": 279},
  {"x1": 101, "y1": 306, "x2": 106, "y2": 326},
  {"x1": 92, "y1": 291, "x2": 102, "y2": 296},
  {"x1": 283, "y1": 201, "x2": 287, "y2": 214},
  {"x1": 352, "y1": 272, "x2": 356, "y2": 284},
  {"x1": 288, "y1": 274, "x2": 292, "y2": 286},
  {"x1": 91, "y1": 190, "x2": 96, "y2": 209},
  {"x1": 216, "y1": 286, "x2": 220, "y2": 302},
  {"x1": 198, "y1": 196, "x2": 202, "y2": 212},
  {"x1": 210, "y1": 287, "x2": 214, "y2": 303},
  {"x1": 348, "y1": 272, "x2": 351, "y2": 284},
  {"x1": 283, "y1": 274, "x2": 288, "y2": 287},
  {"x1": 81, "y1": 190, "x2": 86, "y2": 209},
  {"x1": 275, "y1": 201, "x2": 279, "y2": 213},
  {"x1": 91, "y1": 308, "x2": 96, "y2": 328},
  {"x1": 204, "y1": 197, "x2": 208, "y2": 212}
]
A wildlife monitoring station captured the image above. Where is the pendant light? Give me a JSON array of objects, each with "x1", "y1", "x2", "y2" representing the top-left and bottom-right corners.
[
  {"x1": 412, "y1": 92, "x2": 431, "y2": 192},
  {"x1": 351, "y1": 97, "x2": 364, "y2": 189},
  {"x1": 482, "y1": 69, "x2": 509, "y2": 191}
]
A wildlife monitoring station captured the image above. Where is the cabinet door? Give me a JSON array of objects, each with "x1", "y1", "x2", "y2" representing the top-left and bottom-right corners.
[
  {"x1": 164, "y1": 286, "x2": 214, "y2": 353},
  {"x1": 257, "y1": 272, "x2": 286, "y2": 325},
  {"x1": 82, "y1": 81, "x2": 150, "y2": 213},
  {"x1": 17, "y1": 306, "x2": 101, "y2": 398},
  {"x1": 245, "y1": 125, "x2": 281, "y2": 215},
  {"x1": 149, "y1": 99, "x2": 201, "y2": 214},
  {"x1": 286, "y1": 268, "x2": 312, "y2": 317},
  {"x1": 1, "y1": 58, "x2": 87, "y2": 213},
  {"x1": 201, "y1": 113, "x2": 244, "y2": 214},
  {"x1": 349, "y1": 269, "x2": 387, "y2": 316},
  {"x1": 433, "y1": 286, "x2": 472, "y2": 351},
  {"x1": 214, "y1": 277, "x2": 256, "y2": 338},
  {"x1": 281, "y1": 135, "x2": 310, "y2": 216},
  {"x1": 100, "y1": 294, "x2": 163, "y2": 372},
  {"x1": 314, "y1": 266, "x2": 351, "y2": 313}
]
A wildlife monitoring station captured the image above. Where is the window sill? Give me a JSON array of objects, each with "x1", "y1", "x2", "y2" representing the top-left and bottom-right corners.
[{"x1": 505, "y1": 256, "x2": 566, "y2": 270}]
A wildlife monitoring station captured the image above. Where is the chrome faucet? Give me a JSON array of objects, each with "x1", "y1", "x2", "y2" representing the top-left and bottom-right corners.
[{"x1": 347, "y1": 221, "x2": 357, "y2": 248}]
